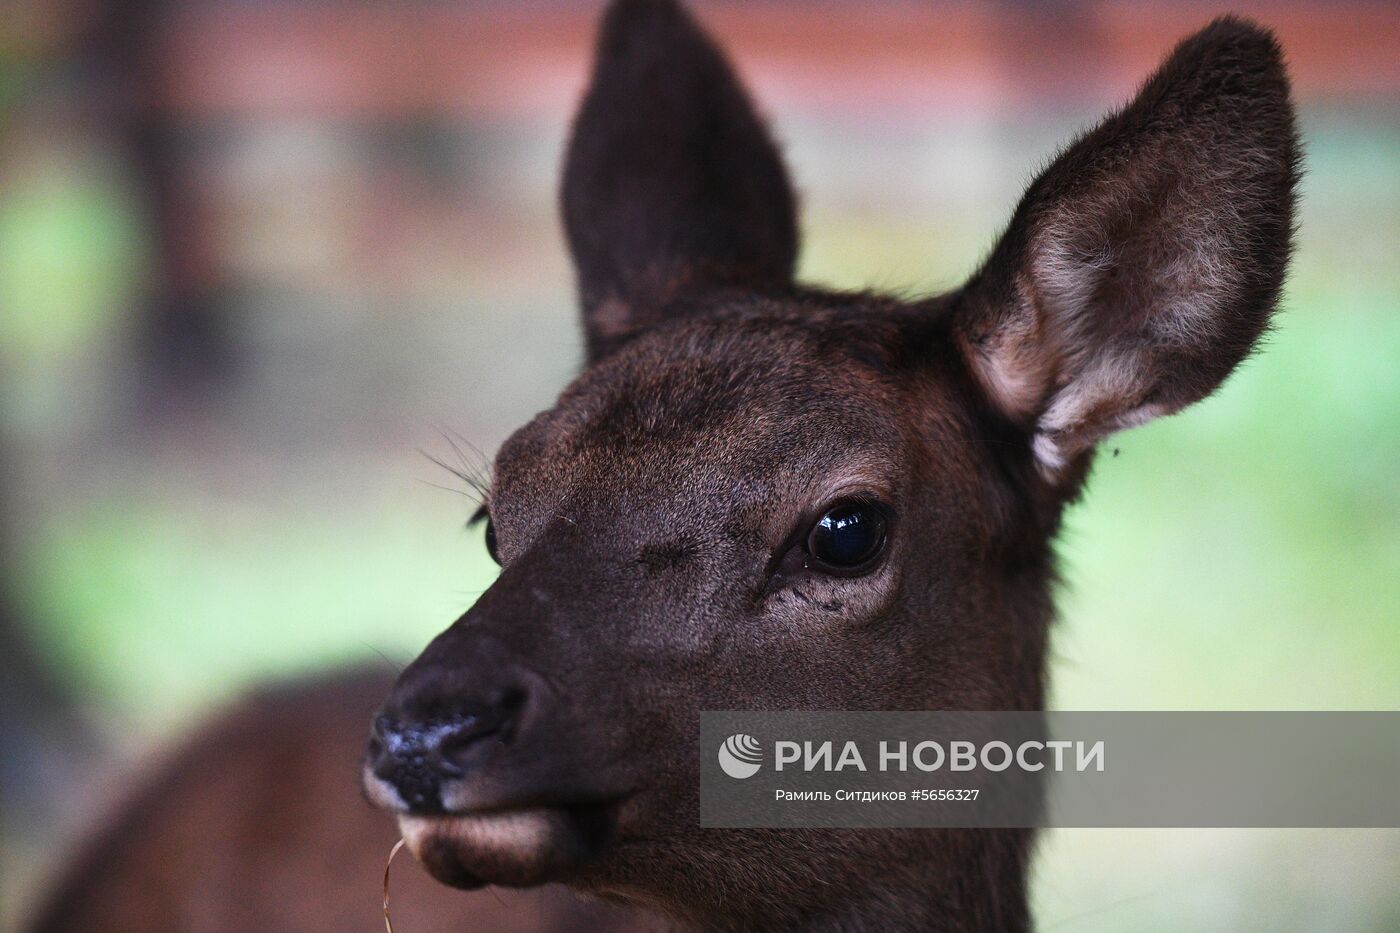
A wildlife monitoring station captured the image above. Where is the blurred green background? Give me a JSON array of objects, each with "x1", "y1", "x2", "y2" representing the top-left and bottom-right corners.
[{"x1": 2, "y1": 1, "x2": 1398, "y2": 930}]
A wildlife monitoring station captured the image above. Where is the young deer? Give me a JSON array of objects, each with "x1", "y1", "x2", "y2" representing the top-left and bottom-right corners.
[
  {"x1": 30, "y1": 3, "x2": 1297, "y2": 931},
  {"x1": 361, "y1": 1, "x2": 1298, "y2": 930}
]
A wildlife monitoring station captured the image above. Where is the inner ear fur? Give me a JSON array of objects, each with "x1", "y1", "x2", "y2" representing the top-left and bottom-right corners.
[{"x1": 955, "y1": 16, "x2": 1300, "y2": 477}]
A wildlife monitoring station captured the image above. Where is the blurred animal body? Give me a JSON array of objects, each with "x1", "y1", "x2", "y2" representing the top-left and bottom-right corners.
[
  {"x1": 33, "y1": 1, "x2": 1297, "y2": 930},
  {"x1": 29, "y1": 672, "x2": 661, "y2": 932}
]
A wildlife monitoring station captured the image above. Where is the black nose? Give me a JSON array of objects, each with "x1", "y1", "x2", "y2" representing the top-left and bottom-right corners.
[{"x1": 368, "y1": 686, "x2": 526, "y2": 813}]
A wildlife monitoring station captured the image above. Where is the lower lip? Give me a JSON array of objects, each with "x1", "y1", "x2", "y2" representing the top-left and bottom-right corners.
[
  {"x1": 398, "y1": 809, "x2": 558, "y2": 861},
  {"x1": 399, "y1": 805, "x2": 618, "y2": 890},
  {"x1": 399, "y1": 810, "x2": 563, "y2": 890}
]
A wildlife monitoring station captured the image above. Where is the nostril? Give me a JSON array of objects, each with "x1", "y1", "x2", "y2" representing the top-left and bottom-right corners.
[
  {"x1": 369, "y1": 674, "x2": 537, "y2": 812},
  {"x1": 370, "y1": 700, "x2": 524, "y2": 813},
  {"x1": 365, "y1": 729, "x2": 385, "y2": 761}
]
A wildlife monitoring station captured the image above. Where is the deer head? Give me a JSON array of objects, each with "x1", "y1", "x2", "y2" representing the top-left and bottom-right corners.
[{"x1": 363, "y1": 2, "x2": 1298, "y2": 928}]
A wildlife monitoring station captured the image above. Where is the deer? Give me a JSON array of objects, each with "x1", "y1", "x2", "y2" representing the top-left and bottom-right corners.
[
  {"x1": 28, "y1": 1, "x2": 1297, "y2": 930},
  {"x1": 360, "y1": 1, "x2": 1298, "y2": 930}
]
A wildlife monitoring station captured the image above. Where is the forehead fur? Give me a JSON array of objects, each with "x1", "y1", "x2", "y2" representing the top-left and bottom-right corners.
[
  {"x1": 573, "y1": 312, "x2": 897, "y2": 438},
  {"x1": 490, "y1": 295, "x2": 951, "y2": 520},
  {"x1": 515, "y1": 298, "x2": 929, "y2": 442}
]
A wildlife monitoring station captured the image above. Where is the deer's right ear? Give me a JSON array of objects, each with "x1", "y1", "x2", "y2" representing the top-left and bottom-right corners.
[
  {"x1": 562, "y1": 0, "x2": 799, "y2": 362},
  {"x1": 953, "y1": 17, "x2": 1299, "y2": 483}
]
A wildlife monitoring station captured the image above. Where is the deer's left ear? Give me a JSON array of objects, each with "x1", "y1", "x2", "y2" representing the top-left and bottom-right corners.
[
  {"x1": 562, "y1": 0, "x2": 799, "y2": 362},
  {"x1": 954, "y1": 17, "x2": 1299, "y2": 480}
]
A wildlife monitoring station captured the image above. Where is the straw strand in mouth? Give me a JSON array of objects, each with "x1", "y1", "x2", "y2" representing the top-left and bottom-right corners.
[{"x1": 384, "y1": 838, "x2": 407, "y2": 933}]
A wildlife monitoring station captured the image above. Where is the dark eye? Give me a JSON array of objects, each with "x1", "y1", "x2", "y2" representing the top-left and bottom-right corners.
[
  {"x1": 806, "y1": 501, "x2": 888, "y2": 572},
  {"x1": 484, "y1": 518, "x2": 501, "y2": 565}
]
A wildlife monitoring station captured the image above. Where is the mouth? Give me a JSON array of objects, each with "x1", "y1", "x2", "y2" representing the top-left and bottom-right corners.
[{"x1": 396, "y1": 799, "x2": 620, "y2": 889}]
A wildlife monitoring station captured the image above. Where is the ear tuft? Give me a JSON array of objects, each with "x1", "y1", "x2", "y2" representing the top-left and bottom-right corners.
[
  {"x1": 957, "y1": 16, "x2": 1299, "y2": 479},
  {"x1": 562, "y1": 0, "x2": 799, "y2": 362}
]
